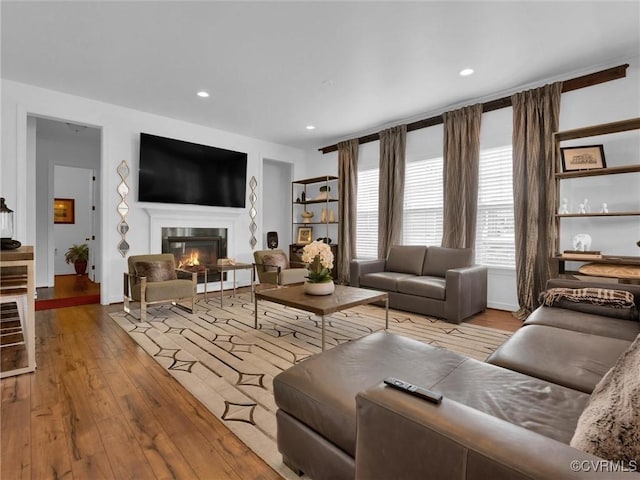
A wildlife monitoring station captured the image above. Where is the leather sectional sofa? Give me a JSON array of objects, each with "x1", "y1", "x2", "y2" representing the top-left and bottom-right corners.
[
  {"x1": 350, "y1": 245, "x2": 487, "y2": 324},
  {"x1": 273, "y1": 278, "x2": 640, "y2": 479}
]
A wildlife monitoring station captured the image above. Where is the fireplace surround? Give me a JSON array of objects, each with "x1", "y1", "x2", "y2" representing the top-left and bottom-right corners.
[{"x1": 161, "y1": 227, "x2": 227, "y2": 284}]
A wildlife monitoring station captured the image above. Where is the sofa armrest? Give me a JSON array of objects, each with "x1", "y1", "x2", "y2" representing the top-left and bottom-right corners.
[
  {"x1": 349, "y1": 259, "x2": 386, "y2": 287},
  {"x1": 355, "y1": 385, "x2": 607, "y2": 480},
  {"x1": 444, "y1": 265, "x2": 487, "y2": 323}
]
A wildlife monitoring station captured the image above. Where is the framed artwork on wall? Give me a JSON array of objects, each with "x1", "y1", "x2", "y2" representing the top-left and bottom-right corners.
[
  {"x1": 54, "y1": 198, "x2": 75, "y2": 224},
  {"x1": 296, "y1": 226, "x2": 313, "y2": 245},
  {"x1": 561, "y1": 145, "x2": 606, "y2": 172}
]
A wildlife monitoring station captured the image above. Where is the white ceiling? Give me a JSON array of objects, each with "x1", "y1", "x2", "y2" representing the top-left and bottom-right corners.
[{"x1": 2, "y1": 1, "x2": 639, "y2": 150}]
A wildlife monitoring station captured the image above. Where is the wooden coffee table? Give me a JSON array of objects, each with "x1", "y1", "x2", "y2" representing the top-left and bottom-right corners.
[{"x1": 253, "y1": 284, "x2": 389, "y2": 350}]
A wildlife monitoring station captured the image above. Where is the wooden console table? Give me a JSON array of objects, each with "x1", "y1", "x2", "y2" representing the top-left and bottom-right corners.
[{"x1": 1, "y1": 246, "x2": 36, "y2": 377}]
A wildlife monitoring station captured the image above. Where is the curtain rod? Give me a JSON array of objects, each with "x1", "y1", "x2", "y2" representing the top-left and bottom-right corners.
[{"x1": 319, "y1": 64, "x2": 629, "y2": 154}]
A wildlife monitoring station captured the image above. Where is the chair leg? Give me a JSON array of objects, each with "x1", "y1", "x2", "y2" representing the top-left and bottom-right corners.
[{"x1": 140, "y1": 300, "x2": 147, "y2": 322}]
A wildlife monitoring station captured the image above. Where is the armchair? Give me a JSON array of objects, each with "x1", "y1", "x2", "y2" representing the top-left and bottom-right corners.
[
  {"x1": 123, "y1": 253, "x2": 197, "y2": 322},
  {"x1": 253, "y1": 249, "x2": 307, "y2": 286}
]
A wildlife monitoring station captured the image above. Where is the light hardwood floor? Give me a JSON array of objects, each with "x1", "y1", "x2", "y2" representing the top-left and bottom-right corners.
[{"x1": 1, "y1": 300, "x2": 521, "y2": 479}]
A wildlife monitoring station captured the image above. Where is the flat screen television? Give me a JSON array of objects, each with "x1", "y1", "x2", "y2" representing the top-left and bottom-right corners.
[{"x1": 138, "y1": 133, "x2": 248, "y2": 208}]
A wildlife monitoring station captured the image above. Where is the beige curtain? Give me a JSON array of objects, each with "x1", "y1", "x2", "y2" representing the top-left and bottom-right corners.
[
  {"x1": 512, "y1": 82, "x2": 562, "y2": 319},
  {"x1": 337, "y1": 139, "x2": 359, "y2": 284},
  {"x1": 378, "y1": 125, "x2": 407, "y2": 258},
  {"x1": 441, "y1": 104, "x2": 483, "y2": 249}
]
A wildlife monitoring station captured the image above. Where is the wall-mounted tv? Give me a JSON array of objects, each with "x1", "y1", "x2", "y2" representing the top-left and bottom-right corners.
[{"x1": 138, "y1": 133, "x2": 248, "y2": 208}]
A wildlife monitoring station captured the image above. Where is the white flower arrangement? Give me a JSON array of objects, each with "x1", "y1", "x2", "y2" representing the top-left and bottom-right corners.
[{"x1": 301, "y1": 240, "x2": 334, "y2": 283}]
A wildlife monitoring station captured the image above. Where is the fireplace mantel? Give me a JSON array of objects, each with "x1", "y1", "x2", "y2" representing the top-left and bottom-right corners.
[{"x1": 145, "y1": 207, "x2": 241, "y2": 255}]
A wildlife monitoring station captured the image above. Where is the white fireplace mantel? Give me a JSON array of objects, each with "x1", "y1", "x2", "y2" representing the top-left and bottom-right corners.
[{"x1": 145, "y1": 206, "x2": 242, "y2": 255}]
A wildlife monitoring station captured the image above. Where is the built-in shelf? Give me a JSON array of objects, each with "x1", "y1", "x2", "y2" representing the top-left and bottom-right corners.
[
  {"x1": 555, "y1": 164, "x2": 640, "y2": 179},
  {"x1": 294, "y1": 198, "x2": 339, "y2": 205},
  {"x1": 555, "y1": 211, "x2": 640, "y2": 218},
  {"x1": 293, "y1": 221, "x2": 339, "y2": 225},
  {"x1": 552, "y1": 118, "x2": 640, "y2": 282}
]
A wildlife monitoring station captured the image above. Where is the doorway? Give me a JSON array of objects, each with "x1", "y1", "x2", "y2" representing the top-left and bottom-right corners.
[{"x1": 32, "y1": 117, "x2": 102, "y2": 309}]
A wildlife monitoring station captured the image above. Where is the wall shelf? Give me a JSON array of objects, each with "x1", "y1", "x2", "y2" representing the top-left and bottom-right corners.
[{"x1": 552, "y1": 117, "x2": 640, "y2": 281}]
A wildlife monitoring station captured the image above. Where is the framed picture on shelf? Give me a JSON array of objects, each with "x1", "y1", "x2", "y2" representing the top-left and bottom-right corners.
[
  {"x1": 561, "y1": 145, "x2": 606, "y2": 172},
  {"x1": 53, "y1": 198, "x2": 75, "y2": 224},
  {"x1": 296, "y1": 226, "x2": 313, "y2": 245}
]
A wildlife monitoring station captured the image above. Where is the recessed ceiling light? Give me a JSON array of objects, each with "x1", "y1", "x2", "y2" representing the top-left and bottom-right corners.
[
  {"x1": 197, "y1": 91, "x2": 210, "y2": 98},
  {"x1": 459, "y1": 68, "x2": 474, "y2": 77},
  {"x1": 306, "y1": 125, "x2": 316, "y2": 130}
]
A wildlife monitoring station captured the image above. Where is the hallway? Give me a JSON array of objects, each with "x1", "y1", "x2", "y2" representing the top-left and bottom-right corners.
[{"x1": 36, "y1": 274, "x2": 100, "y2": 310}]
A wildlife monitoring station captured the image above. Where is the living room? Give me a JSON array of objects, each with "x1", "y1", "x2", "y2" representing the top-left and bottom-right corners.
[{"x1": 2, "y1": 1, "x2": 640, "y2": 479}]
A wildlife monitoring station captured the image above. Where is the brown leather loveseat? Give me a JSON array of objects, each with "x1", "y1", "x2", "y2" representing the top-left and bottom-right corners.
[{"x1": 350, "y1": 245, "x2": 487, "y2": 324}]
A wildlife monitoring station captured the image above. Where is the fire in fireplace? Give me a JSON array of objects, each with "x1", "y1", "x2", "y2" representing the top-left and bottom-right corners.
[{"x1": 161, "y1": 227, "x2": 228, "y2": 284}]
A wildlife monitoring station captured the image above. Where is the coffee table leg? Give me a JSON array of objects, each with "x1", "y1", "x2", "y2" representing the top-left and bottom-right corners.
[
  {"x1": 385, "y1": 297, "x2": 389, "y2": 330},
  {"x1": 321, "y1": 315, "x2": 325, "y2": 351},
  {"x1": 254, "y1": 295, "x2": 258, "y2": 329}
]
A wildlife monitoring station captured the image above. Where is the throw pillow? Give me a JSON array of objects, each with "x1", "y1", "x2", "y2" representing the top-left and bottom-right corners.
[
  {"x1": 570, "y1": 334, "x2": 640, "y2": 465},
  {"x1": 134, "y1": 260, "x2": 177, "y2": 282},
  {"x1": 262, "y1": 253, "x2": 289, "y2": 271},
  {"x1": 539, "y1": 288, "x2": 638, "y2": 321}
]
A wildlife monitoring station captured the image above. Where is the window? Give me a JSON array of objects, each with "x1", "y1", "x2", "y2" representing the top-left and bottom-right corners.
[
  {"x1": 475, "y1": 146, "x2": 515, "y2": 268},
  {"x1": 355, "y1": 168, "x2": 379, "y2": 258},
  {"x1": 402, "y1": 157, "x2": 444, "y2": 246},
  {"x1": 355, "y1": 145, "x2": 514, "y2": 268}
]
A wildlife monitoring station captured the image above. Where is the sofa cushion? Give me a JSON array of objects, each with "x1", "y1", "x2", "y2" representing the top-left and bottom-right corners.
[
  {"x1": 486, "y1": 325, "x2": 631, "y2": 394},
  {"x1": 525, "y1": 306, "x2": 640, "y2": 342},
  {"x1": 359, "y1": 272, "x2": 415, "y2": 292},
  {"x1": 570, "y1": 334, "x2": 640, "y2": 464},
  {"x1": 397, "y1": 276, "x2": 446, "y2": 300},
  {"x1": 539, "y1": 287, "x2": 638, "y2": 321},
  {"x1": 273, "y1": 332, "x2": 468, "y2": 457},
  {"x1": 132, "y1": 279, "x2": 194, "y2": 302},
  {"x1": 134, "y1": 260, "x2": 177, "y2": 282},
  {"x1": 422, "y1": 246, "x2": 472, "y2": 277},
  {"x1": 385, "y1": 245, "x2": 427, "y2": 275},
  {"x1": 432, "y1": 358, "x2": 590, "y2": 444}
]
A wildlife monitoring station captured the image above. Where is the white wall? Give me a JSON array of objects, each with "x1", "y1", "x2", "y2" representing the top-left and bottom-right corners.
[
  {"x1": 262, "y1": 159, "x2": 293, "y2": 248},
  {"x1": 2, "y1": 79, "x2": 305, "y2": 304},
  {"x1": 304, "y1": 57, "x2": 640, "y2": 312}
]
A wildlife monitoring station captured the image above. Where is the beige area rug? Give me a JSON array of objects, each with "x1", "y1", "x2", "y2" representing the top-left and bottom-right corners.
[{"x1": 109, "y1": 292, "x2": 512, "y2": 479}]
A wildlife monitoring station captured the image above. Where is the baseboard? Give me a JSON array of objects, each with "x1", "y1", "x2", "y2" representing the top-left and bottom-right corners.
[{"x1": 487, "y1": 301, "x2": 518, "y2": 312}]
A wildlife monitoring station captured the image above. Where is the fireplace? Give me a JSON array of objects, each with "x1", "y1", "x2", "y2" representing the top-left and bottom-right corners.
[{"x1": 161, "y1": 227, "x2": 227, "y2": 284}]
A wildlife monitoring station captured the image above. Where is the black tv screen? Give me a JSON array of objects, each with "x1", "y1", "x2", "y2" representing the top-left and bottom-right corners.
[{"x1": 138, "y1": 133, "x2": 248, "y2": 208}]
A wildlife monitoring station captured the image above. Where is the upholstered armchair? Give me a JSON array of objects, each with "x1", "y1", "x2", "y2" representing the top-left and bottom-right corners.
[
  {"x1": 253, "y1": 249, "x2": 308, "y2": 286},
  {"x1": 123, "y1": 253, "x2": 197, "y2": 322}
]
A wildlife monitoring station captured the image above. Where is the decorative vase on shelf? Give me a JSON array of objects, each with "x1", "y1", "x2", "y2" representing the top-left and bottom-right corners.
[
  {"x1": 301, "y1": 210, "x2": 314, "y2": 223},
  {"x1": 304, "y1": 280, "x2": 335, "y2": 296}
]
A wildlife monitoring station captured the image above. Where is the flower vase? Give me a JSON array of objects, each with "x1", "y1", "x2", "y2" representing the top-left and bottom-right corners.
[{"x1": 304, "y1": 280, "x2": 335, "y2": 296}]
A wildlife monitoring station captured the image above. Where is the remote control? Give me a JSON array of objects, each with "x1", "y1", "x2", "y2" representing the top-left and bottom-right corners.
[{"x1": 383, "y1": 377, "x2": 443, "y2": 404}]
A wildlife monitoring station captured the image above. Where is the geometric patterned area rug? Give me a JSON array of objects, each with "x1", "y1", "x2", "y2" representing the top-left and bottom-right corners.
[{"x1": 109, "y1": 292, "x2": 512, "y2": 479}]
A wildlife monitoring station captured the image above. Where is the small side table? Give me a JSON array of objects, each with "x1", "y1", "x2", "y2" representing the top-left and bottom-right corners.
[{"x1": 207, "y1": 262, "x2": 255, "y2": 307}]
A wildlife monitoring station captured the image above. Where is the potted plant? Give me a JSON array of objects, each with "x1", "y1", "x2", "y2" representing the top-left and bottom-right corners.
[
  {"x1": 301, "y1": 240, "x2": 334, "y2": 295},
  {"x1": 65, "y1": 243, "x2": 89, "y2": 275}
]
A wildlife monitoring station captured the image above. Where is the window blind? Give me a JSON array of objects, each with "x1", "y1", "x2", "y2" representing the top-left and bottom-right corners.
[
  {"x1": 355, "y1": 168, "x2": 379, "y2": 258},
  {"x1": 475, "y1": 145, "x2": 515, "y2": 268},
  {"x1": 402, "y1": 157, "x2": 444, "y2": 246}
]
